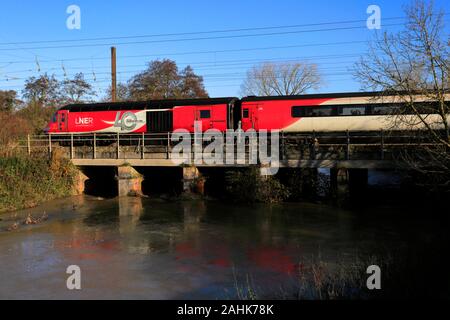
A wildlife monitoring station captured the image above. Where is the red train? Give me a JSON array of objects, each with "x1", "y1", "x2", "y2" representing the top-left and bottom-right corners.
[{"x1": 46, "y1": 92, "x2": 449, "y2": 134}]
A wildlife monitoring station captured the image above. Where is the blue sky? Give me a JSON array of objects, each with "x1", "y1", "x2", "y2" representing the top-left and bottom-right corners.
[{"x1": 0, "y1": 0, "x2": 448, "y2": 99}]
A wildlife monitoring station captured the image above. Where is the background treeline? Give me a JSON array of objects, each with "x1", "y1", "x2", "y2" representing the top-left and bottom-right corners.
[
  {"x1": 0, "y1": 60, "x2": 210, "y2": 211},
  {"x1": 0, "y1": 59, "x2": 209, "y2": 146},
  {"x1": 0, "y1": 72, "x2": 97, "y2": 147}
]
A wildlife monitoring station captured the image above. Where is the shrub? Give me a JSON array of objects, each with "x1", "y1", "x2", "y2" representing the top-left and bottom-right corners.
[
  {"x1": 225, "y1": 166, "x2": 290, "y2": 203},
  {"x1": 0, "y1": 153, "x2": 77, "y2": 212}
]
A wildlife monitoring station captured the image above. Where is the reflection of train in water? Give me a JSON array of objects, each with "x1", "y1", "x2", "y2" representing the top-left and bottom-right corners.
[{"x1": 45, "y1": 91, "x2": 450, "y2": 134}]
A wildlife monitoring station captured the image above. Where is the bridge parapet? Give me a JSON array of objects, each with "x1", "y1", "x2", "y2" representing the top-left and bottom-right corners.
[{"x1": 13, "y1": 131, "x2": 438, "y2": 169}]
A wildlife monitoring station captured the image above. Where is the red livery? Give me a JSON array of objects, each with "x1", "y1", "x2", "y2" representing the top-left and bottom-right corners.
[{"x1": 46, "y1": 92, "x2": 450, "y2": 134}]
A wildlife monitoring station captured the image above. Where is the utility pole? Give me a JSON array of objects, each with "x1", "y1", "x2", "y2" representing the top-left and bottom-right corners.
[{"x1": 111, "y1": 46, "x2": 117, "y2": 102}]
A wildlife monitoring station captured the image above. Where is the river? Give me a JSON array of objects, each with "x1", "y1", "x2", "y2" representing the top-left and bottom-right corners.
[{"x1": 0, "y1": 196, "x2": 448, "y2": 299}]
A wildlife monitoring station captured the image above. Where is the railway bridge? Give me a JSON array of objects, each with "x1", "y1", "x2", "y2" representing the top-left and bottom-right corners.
[{"x1": 17, "y1": 131, "x2": 424, "y2": 201}]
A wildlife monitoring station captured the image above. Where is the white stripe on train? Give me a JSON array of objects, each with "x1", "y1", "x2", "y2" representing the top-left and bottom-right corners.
[{"x1": 283, "y1": 114, "x2": 450, "y2": 132}]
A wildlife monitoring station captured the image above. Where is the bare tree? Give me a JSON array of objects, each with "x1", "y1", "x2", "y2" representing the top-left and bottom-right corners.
[
  {"x1": 354, "y1": 0, "x2": 449, "y2": 188},
  {"x1": 0, "y1": 90, "x2": 19, "y2": 113},
  {"x1": 178, "y1": 66, "x2": 208, "y2": 98},
  {"x1": 104, "y1": 83, "x2": 130, "y2": 102},
  {"x1": 61, "y1": 73, "x2": 96, "y2": 103},
  {"x1": 22, "y1": 73, "x2": 61, "y2": 107},
  {"x1": 241, "y1": 61, "x2": 322, "y2": 96},
  {"x1": 127, "y1": 59, "x2": 208, "y2": 100}
]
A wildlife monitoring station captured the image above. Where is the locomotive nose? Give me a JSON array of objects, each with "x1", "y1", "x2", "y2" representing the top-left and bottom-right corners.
[{"x1": 45, "y1": 122, "x2": 56, "y2": 133}]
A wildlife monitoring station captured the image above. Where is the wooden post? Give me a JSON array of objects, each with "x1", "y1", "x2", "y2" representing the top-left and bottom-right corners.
[
  {"x1": 93, "y1": 133, "x2": 97, "y2": 159},
  {"x1": 167, "y1": 132, "x2": 170, "y2": 159},
  {"x1": 380, "y1": 130, "x2": 384, "y2": 160},
  {"x1": 312, "y1": 131, "x2": 316, "y2": 160},
  {"x1": 27, "y1": 134, "x2": 31, "y2": 156},
  {"x1": 70, "y1": 133, "x2": 74, "y2": 159},
  {"x1": 346, "y1": 130, "x2": 350, "y2": 160},
  {"x1": 117, "y1": 132, "x2": 120, "y2": 159},
  {"x1": 111, "y1": 47, "x2": 117, "y2": 102},
  {"x1": 48, "y1": 134, "x2": 52, "y2": 158},
  {"x1": 141, "y1": 132, "x2": 145, "y2": 160}
]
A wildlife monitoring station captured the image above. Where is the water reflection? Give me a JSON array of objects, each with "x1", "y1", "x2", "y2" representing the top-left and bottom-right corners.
[
  {"x1": 0, "y1": 196, "x2": 445, "y2": 299},
  {"x1": 119, "y1": 197, "x2": 143, "y2": 231}
]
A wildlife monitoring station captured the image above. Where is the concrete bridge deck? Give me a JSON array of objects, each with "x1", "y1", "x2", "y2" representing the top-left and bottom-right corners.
[
  {"x1": 71, "y1": 158, "x2": 397, "y2": 169},
  {"x1": 17, "y1": 131, "x2": 422, "y2": 170}
]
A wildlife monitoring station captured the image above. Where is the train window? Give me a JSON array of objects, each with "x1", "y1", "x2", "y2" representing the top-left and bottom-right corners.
[
  {"x1": 371, "y1": 103, "x2": 439, "y2": 115},
  {"x1": 199, "y1": 110, "x2": 211, "y2": 119},
  {"x1": 292, "y1": 106, "x2": 337, "y2": 117},
  {"x1": 291, "y1": 106, "x2": 304, "y2": 118},
  {"x1": 413, "y1": 102, "x2": 438, "y2": 114},
  {"x1": 310, "y1": 106, "x2": 337, "y2": 117},
  {"x1": 340, "y1": 105, "x2": 367, "y2": 116},
  {"x1": 243, "y1": 108, "x2": 249, "y2": 118},
  {"x1": 372, "y1": 105, "x2": 400, "y2": 115}
]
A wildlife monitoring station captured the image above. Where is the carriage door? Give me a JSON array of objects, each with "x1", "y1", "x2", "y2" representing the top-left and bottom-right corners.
[
  {"x1": 57, "y1": 110, "x2": 68, "y2": 132},
  {"x1": 195, "y1": 106, "x2": 212, "y2": 131},
  {"x1": 241, "y1": 104, "x2": 258, "y2": 131}
]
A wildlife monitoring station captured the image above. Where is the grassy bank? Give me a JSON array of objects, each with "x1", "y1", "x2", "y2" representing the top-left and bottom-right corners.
[{"x1": 0, "y1": 150, "x2": 78, "y2": 213}]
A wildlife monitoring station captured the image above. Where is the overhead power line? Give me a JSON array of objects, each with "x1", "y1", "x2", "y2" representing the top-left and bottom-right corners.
[
  {"x1": 0, "y1": 68, "x2": 355, "y2": 84},
  {"x1": 0, "y1": 53, "x2": 365, "y2": 76},
  {"x1": 0, "y1": 23, "x2": 406, "y2": 51},
  {"x1": 0, "y1": 40, "x2": 371, "y2": 65},
  {"x1": 0, "y1": 76, "x2": 356, "y2": 90},
  {"x1": 0, "y1": 16, "x2": 408, "y2": 46},
  {"x1": 1, "y1": 59, "x2": 358, "y2": 76}
]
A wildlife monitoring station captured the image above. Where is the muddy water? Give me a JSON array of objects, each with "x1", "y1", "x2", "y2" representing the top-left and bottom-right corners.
[{"x1": 0, "y1": 196, "x2": 445, "y2": 299}]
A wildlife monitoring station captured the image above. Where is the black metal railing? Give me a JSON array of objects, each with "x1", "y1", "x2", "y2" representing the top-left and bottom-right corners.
[{"x1": 9, "y1": 130, "x2": 443, "y2": 163}]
